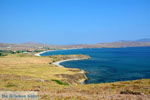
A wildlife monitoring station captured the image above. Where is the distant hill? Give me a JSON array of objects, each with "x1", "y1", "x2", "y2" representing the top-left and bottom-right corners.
[
  {"x1": 0, "y1": 42, "x2": 61, "y2": 51},
  {"x1": 64, "y1": 39, "x2": 150, "y2": 48},
  {"x1": 95, "y1": 41, "x2": 150, "y2": 48},
  {"x1": 1, "y1": 38, "x2": 150, "y2": 51}
]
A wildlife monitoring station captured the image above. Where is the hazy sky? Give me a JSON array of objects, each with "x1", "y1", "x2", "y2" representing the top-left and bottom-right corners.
[{"x1": 0, "y1": 0, "x2": 150, "y2": 44}]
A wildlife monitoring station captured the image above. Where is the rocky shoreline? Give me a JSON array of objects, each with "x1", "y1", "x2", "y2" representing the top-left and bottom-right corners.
[
  {"x1": 51, "y1": 55, "x2": 90, "y2": 84},
  {"x1": 35, "y1": 52, "x2": 90, "y2": 85}
]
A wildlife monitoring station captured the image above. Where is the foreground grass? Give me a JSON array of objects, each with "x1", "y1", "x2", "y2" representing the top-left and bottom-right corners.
[
  {"x1": 0, "y1": 54, "x2": 83, "y2": 81},
  {"x1": 0, "y1": 53, "x2": 149, "y2": 100}
]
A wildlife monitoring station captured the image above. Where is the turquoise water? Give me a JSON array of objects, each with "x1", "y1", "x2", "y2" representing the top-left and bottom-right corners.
[{"x1": 41, "y1": 47, "x2": 150, "y2": 84}]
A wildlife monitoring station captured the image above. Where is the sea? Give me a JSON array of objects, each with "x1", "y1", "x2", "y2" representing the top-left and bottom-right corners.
[{"x1": 40, "y1": 47, "x2": 150, "y2": 84}]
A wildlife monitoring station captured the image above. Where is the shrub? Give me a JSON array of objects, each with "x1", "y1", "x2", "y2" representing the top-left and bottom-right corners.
[
  {"x1": 120, "y1": 90, "x2": 141, "y2": 95},
  {"x1": 5, "y1": 83, "x2": 17, "y2": 87},
  {"x1": 52, "y1": 79, "x2": 69, "y2": 85},
  {"x1": 0, "y1": 52, "x2": 7, "y2": 56}
]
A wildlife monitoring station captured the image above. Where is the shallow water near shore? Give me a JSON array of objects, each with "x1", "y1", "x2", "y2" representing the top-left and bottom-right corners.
[{"x1": 41, "y1": 47, "x2": 150, "y2": 84}]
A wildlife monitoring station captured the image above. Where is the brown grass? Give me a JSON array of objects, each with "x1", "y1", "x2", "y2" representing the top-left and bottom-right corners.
[{"x1": 0, "y1": 53, "x2": 149, "y2": 100}]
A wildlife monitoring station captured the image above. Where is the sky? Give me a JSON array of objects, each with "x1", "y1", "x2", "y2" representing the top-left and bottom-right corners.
[{"x1": 0, "y1": 0, "x2": 150, "y2": 45}]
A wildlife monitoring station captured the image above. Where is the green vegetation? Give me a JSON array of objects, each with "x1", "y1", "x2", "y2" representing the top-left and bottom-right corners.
[
  {"x1": 52, "y1": 79, "x2": 69, "y2": 85},
  {"x1": 33, "y1": 49, "x2": 44, "y2": 52},
  {"x1": 16, "y1": 50, "x2": 28, "y2": 53},
  {"x1": 5, "y1": 83, "x2": 17, "y2": 88},
  {"x1": 0, "y1": 52, "x2": 7, "y2": 56},
  {"x1": 0, "y1": 50, "x2": 15, "y2": 56},
  {"x1": 120, "y1": 90, "x2": 141, "y2": 95},
  {"x1": 43, "y1": 47, "x2": 57, "y2": 50}
]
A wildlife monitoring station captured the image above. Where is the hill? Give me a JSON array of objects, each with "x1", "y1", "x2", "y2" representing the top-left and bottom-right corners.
[
  {"x1": 0, "y1": 42, "x2": 61, "y2": 51},
  {"x1": 1, "y1": 38, "x2": 150, "y2": 51}
]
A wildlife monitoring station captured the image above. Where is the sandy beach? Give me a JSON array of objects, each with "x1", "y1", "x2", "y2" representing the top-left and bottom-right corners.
[
  {"x1": 52, "y1": 58, "x2": 85, "y2": 67},
  {"x1": 52, "y1": 58, "x2": 88, "y2": 84},
  {"x1": 34, "y1": 50, "x2": 55, "y2": 56},
  {"x1": 34, "y1": 49, "x2": 89, "y2": 84},
  {"x1": 34, "y1": 48, "x2": 87, "y2": 68}
]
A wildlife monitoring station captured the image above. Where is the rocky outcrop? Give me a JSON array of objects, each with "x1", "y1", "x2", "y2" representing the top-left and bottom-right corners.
[
  {"x1": 51, "y1": 55, "x2": 90, "y2": 85},
  {"x1": 55, "y1": 71, "x2": 87, "y2": 85}
]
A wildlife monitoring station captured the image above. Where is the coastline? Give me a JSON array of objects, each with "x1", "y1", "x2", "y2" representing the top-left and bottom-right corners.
[
  {"x1": 34, "y1": 50, "x2": 89, "y2": 84},
  {"x1": 34, "y1": 50, "x2": 55, "y2": 56},
  {"x1": 52, "y1": 58, "x2": 85, "y2": 67},
  {"x1": 52, "y1": 58, "x2": 89, "y2": 84},
  {"x1": 34, "y1": 48, "x2": 84, "y2": 56}
]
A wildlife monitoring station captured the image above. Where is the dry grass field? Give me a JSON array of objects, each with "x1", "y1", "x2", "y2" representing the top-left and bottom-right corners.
[{"x1": 0, "y1": 53, "x2": 149, "y2": 100}]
